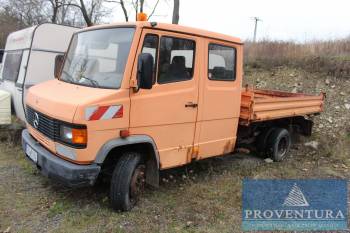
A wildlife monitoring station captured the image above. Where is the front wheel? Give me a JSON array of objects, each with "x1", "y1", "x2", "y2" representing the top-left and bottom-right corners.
[
  {"x1": 110, "y1": 152, "x2": 145, "y2": 211},
  {"x1": 267, "y1": 128, "x2": 291, "y2": 162}
]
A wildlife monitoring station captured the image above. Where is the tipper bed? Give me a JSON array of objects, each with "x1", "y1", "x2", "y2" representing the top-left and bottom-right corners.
[{"x1": 240, "y1": 87, "x2": 325, "y2": 125}]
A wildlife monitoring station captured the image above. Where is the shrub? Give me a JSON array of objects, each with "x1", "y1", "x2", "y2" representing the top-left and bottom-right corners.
[{"x1": 244, "y1": 39, "x2": 350, "y2": 78}]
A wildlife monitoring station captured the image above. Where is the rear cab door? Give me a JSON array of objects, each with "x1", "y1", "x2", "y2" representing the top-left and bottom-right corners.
[
  {"x1": 194, "y1": 38, "x2": 243, "y2": 159},
  {"x1": 130, "y1": 28, "x2": 200, "y2": 169}
]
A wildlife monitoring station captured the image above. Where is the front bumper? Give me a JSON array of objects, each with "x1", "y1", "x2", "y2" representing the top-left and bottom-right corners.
[{"x1": 22, "y1": 129, "x2": 100, "y2": 188}]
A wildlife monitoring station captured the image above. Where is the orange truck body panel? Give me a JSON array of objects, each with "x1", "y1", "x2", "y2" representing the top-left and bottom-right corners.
[
  {"x1": 24, "y1": 22, "x2": 324, "y2": 173},
  {"x1": 240, "y1": 87, "x2": 325, "y2": 125}
]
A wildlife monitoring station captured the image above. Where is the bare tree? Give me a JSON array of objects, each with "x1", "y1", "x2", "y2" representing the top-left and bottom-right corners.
[
  {"x1": 46, "y1": 0, "x2": 75, "y2": 24},
  {"x1": 59, "y1": 0, "x2": 112, "y2": 26},
  {"x1": 131, "y1": 0, "x2": 140, "y2": 20},
  {"x1": 59, "y1": 0, "x2": 79, "y2": 25},
  {"x1": 1, "y1": 0, "x2": 48, "y2": 26},
  {"x1": 77, "y1": 0, "x2": 93, "y2": 26},
  {"x1": 116, "y1": 0, "x2": 129, "y2": 21},
  {"x1": 47, "y1": 0, "x2": 72, "y2": 24},
  {"x1": 139, "y1": 0, "x2": 144, "y2": 12},
  {"x1": 0, "y1": 9, "x2": 22, "y2": 47},
  {"x1": 147, "y1": 0, "x2": 159, "y2": 20},
  {"x1": 0, "y1": 0, "x2": 88, "y2": 47},
  {"x1": 107, "y1": 0, "x2": 160, "y2": 22},
  {"x1": 0, "y1": 0, "x2": 86, "y2": 26},
  {"x1": 172, "y1": 0, "x2": 179, "y2": 24}
]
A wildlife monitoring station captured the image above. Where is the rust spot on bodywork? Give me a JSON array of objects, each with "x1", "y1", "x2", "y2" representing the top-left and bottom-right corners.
[{"x1": 223, "y1": 140, "x2": 234, "y2": 154}]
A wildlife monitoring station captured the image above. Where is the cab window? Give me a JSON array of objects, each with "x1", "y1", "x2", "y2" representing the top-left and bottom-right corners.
[
  {"x1": 141, "y1": 34, "x2": 159, "y2": 84},
  {"x1": 158, "y1": 36, "x2": 195, "y2": 84},
  {"x1": 208, "y1": 43, "x2": 236, "y2": 81}
]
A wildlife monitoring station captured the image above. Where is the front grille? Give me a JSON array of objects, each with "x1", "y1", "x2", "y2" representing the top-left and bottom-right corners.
[{"x1": 26, "y1": 106, "x2": 60, "y2": 141}]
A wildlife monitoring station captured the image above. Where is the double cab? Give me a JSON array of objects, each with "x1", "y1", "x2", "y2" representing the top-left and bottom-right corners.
[{"x1": 22, "y1": 21, "x2": 324, "y2": 211}]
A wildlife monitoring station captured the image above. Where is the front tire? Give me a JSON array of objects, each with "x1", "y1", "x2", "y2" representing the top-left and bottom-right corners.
[
  {"x1": 110, "y1": 152, "x2": 145, "y2": 211},
  {"x1": 267, "y1": 128, "x2": 291, "y2": 162}
]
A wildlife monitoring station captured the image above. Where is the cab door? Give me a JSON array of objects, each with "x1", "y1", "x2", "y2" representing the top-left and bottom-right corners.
[
  {"x1": 130, "y1": 29, "x2": 200, "y2": 169},
  {"x1": 195, "y1": 39, "x2": 242, "y2": 159}
]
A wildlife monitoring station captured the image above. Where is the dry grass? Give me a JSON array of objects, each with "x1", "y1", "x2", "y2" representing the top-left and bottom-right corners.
[
  {"x1": 244, "y1": 38, "x2": 350, "y2": 78},
  {"x1": 1, "y1": 63, "x2": 349, "y2": 232}
]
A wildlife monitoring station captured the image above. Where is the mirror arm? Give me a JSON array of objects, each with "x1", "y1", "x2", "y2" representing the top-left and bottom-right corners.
[{"x1": 131, "y1": 78, "x2": 139, "y2": 93}]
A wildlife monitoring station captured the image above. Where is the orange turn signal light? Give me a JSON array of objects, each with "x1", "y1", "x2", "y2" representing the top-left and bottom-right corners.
[
  {"x1": 120, "y1": 129, "x2": 130, "y2": 138},
  {"x1": 72, "y1": 128, "x2": 88, "y2": 144},
  {"x1": 137, "y1": 12, "x2": 148, "y2": 21}
]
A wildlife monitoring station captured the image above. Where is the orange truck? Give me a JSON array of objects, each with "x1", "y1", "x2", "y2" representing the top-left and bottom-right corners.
[{"x1": 21, "y1": 21, "x2": 324, "y2": 211}]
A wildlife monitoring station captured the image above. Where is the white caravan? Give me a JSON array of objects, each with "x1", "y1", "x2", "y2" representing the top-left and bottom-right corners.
[
  {"x1": 0, "y1": 24, "x2": 79, "y2": 123},
  {"x1": 0, "y1": 49, "x2": 4, "y2": 69}
]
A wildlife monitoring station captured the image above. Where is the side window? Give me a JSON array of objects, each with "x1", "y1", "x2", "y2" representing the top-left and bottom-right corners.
[
  {"x1": 208, "y1": 44, "x2": 236, "y2": 81},
  {"x1": 3, "y1": 50, "x2": 23, "y2": 82},
  {"x1": 142, "y1": 34, "x2": 159, "y2": 83},
  {"x1": 0, "y1": 50, "x2": 4, "y2": 63},
  {"x1": 158, "y1": 36, "x2": 195, "y2": 84}
]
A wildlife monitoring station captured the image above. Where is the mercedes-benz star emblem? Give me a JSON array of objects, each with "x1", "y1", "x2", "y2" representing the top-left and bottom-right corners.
[{"x1": 33, "y1": 112, "x2": 39, "y2": 129}]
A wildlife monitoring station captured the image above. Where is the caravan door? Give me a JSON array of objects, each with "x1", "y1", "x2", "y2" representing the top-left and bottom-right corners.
[
  {"x1": 0, "y1": 26, "x2": 34, "y2": 122},
  {"x1": 0, "y1": 49, "x2": 30, "y2": 121},
  {"x1": 14, "y1": 49, "x2": 30, "y2": 121}
]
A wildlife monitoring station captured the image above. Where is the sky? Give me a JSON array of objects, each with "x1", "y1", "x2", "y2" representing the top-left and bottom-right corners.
[{"x1": 108, "y1": 0, "x2": 350, "y2": 42}]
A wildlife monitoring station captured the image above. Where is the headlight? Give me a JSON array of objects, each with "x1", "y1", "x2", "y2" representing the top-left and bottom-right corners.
[{"x1": 60, "y1": 125, "x2": 87, "y2": 146}]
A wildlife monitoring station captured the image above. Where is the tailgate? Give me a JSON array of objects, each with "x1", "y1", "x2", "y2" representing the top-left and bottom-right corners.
[{"x1": 240, "y1": 87, "x2": 325, "y2": 125}]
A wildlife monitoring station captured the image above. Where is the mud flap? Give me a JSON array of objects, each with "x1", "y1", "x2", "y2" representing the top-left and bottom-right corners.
[{"x1": 145, "y1": 156, "x2": 159, "y2": 188}]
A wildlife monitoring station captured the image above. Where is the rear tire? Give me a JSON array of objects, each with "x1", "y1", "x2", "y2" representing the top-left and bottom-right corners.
[
  {"x1": 256, "y1": 128, "x2": 276, "y2": 157},
  {"x1": 110, "y1": 152, "x2": 145, "y2": 211},
  {"x1": 267, "y1": 128, "x2": 291, "y2": 162}
]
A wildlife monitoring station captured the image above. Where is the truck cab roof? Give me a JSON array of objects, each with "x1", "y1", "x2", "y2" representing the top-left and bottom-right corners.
[{"x1": 79, "y1": 21, "x2": 243, "y2": 45}]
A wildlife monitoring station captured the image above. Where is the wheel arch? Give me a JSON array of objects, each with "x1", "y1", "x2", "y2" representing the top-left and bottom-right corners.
[{"x1": 95, "y1": 135, "x2": 160, "y2": 187}]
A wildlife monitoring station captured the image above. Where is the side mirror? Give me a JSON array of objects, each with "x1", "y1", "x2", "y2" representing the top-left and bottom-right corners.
[
  {"x1": 54, "y1": 54, "x2": 65, "y2": 79},
  {"x1": 137, "y1": 53, "x2": 154, "y2": 90}
]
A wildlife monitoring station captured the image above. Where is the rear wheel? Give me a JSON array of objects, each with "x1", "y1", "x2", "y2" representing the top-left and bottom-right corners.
[
  {"x1": 256, "y1": 128, "x2": 276, "y2": 157},
  {"x1": 267, "y1": 128, "x2": 291, "y2": 162},
  {"x1": 110, "y1": 152, "x2": 145, "y2": 211}
]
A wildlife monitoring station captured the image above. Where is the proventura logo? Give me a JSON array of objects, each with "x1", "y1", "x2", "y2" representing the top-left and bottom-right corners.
[
  {"x1": 242, "y1": 179, "x2": 348, "y2": 231},
  {"x1": 283, "y1": 183, "x2": 309, "y2": 207},
  {"x1": 244, "y1": 209, "x2": 345, "y2": 219}
]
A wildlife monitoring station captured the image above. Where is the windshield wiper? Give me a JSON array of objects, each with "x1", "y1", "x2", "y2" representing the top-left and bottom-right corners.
[
  {"x1": 61, "y1": 71, "x2": 75, "y2": 84},
  {"x1": 62, "y1": 71, "x2": 100, "y2": 88},
  {"x1": 81, "y1": 75, "x2": 100, "y2": 88}
]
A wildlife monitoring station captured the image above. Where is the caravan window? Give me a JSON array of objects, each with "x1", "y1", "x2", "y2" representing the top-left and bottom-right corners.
[
  {"x1": 3, "y1": 50, "x2": 23, "y2": 82},
  {"x1": 0, "y1": 50, "x2": 4, "y2": 63}
]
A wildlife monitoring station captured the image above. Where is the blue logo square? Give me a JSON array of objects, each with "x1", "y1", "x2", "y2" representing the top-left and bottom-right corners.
[{"x1": 242, "y1": 179, "x2": 348, "y2": 231}]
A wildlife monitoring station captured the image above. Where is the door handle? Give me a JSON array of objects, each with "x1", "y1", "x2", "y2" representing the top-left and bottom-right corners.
[{"x1": 185, "y1": 102, "x2": 198, "y2": 108}]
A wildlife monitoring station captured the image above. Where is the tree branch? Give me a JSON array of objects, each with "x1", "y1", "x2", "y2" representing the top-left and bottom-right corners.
[
  {"x1": 172, "y1": 0, "x2": 179, "y2": 24},
  {"x1": 61, "y1": 3, "x2": 82, "y2": 10},
  {"x1": 106, "y1": 0, "x2": 128, "y2": 22},
  {"x1": 147, "y1": 0, "x2": 160, "y2": 20}
]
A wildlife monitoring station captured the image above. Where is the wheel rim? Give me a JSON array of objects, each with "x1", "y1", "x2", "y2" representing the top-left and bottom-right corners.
[
  {"x1": 130, "y1": 164, "x2": 146, "y2": 205},
  {"x1": 277, "y1": 137, "x2": 288, "y2": 159}
]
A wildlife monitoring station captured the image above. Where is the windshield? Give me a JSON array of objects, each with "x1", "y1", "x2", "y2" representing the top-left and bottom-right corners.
[{"x1": 61, "y1": 27, "x2": 135, "y2": 89}]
